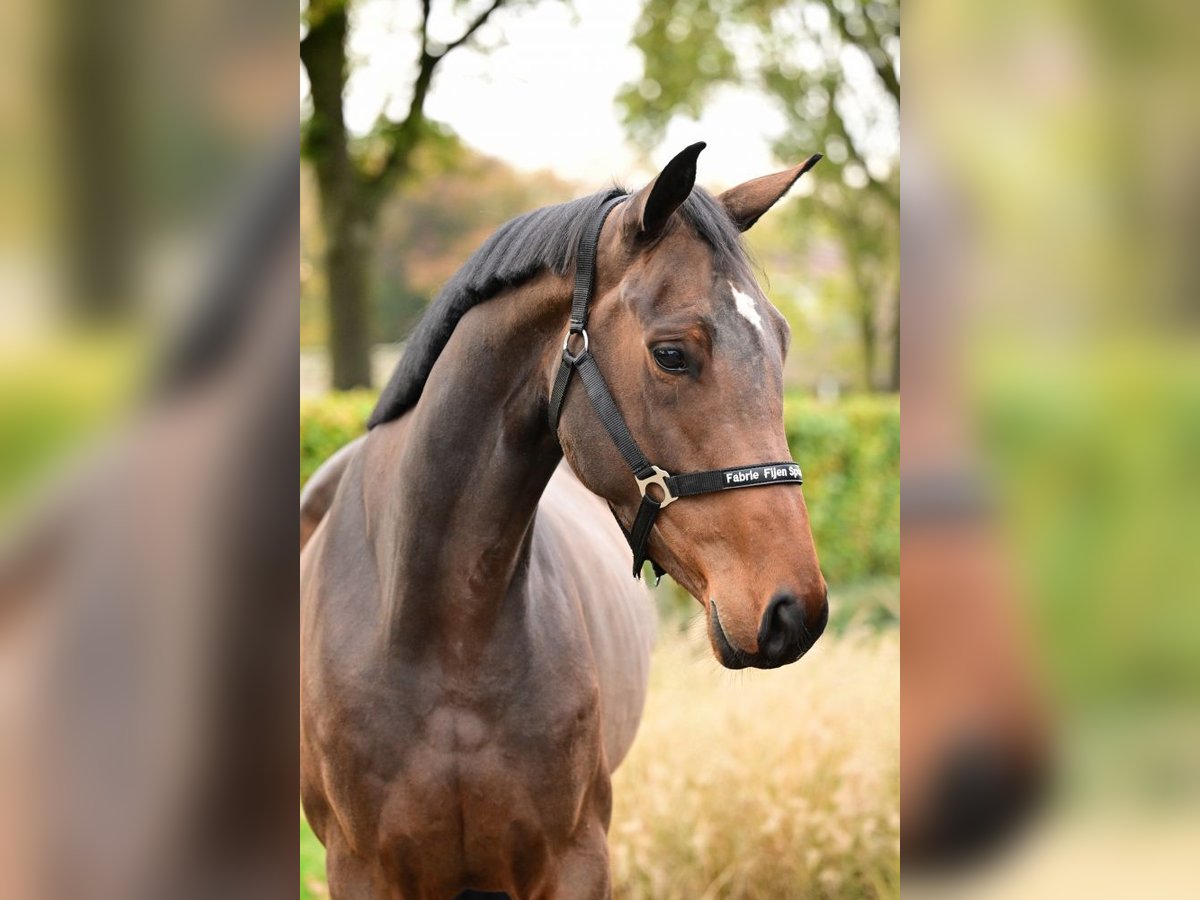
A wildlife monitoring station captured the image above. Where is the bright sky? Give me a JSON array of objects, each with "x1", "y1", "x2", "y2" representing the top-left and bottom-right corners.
[{"x1": 322, "y1": 0, "x2": 792, "y2": 189}]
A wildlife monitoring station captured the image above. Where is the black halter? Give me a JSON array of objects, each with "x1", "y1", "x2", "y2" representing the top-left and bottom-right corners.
[{"x1": 548, "y1": 194, "x2": 804, "y2": 581}]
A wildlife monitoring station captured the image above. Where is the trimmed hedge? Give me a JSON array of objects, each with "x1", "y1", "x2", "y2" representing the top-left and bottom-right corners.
[
  {"x1": 784, "y1": 395, "x2": 899, "y2": 586},
  {"x1": 300, "y1": 391, "x2": 898, "y2": 585},
  {"x1": 299, "y1": 391, "x2": 377, "y2": 487}
]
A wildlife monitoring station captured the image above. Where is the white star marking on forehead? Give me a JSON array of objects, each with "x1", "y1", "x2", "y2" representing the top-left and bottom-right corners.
[{"x1": 729, "y1": 282, "x2": 764, "y2": 332}]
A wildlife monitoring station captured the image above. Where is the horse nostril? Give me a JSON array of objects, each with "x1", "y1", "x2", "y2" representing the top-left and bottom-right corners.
[{"x1": 758, "y1": 593, "x2": 807, "y2": 663}]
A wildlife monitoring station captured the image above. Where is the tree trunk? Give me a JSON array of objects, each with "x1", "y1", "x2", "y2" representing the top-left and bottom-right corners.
[
  {"x1": 302, "y1": 0, "x2": 503, "y2": 388},
  {"x1": 326, "y1": 208, "x2": 373, "y2": 390},
  {"x1": 302, "y1": 3, "x2": 374, "y2": 390}
]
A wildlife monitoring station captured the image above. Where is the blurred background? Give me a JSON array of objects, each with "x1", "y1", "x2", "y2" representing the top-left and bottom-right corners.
[
  {"x1": 0, "y1": 0, "x2": 296, "y2": 515},
  {"x1": 902, "y1": 0, "x2": 1200, "y2": 896},
  {"x1": 0, "y1": 0, "x2": 298, "y2": 897},
  {"x1": 298, "y1": 0, "x2": 898, "y2": 897}
]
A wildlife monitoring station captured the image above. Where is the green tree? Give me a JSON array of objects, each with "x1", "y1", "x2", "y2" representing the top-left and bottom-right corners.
[
  {"x1": 301, "y1": 0, "x2": 536, "y2": 389},
  {"x1": 621, "y1": 0, "x2": 899, "y2": 390}
]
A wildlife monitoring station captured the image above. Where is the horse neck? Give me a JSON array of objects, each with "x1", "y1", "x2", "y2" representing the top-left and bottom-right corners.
[{"x1": 366, "y1": 272, "x2": 569, "y2": 654}]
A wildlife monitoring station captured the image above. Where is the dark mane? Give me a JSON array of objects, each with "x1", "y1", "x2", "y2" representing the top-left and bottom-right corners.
[{"x1": 368, "y1": 185, "x2": 748, "y2": 428}]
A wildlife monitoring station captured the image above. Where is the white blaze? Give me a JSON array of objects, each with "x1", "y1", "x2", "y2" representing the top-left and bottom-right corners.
[{"x1": 730, "y1": 282, "x2": 764, "y2": 332}]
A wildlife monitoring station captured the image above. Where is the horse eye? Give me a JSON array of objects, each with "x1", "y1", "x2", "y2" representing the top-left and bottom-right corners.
[{"x1": 652, "y1": 346, "x2": 688, "y2": 373}]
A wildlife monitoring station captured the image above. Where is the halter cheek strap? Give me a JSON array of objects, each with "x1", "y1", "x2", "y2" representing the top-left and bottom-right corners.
[{"x1": 548, "y1": 193, "x2": 804, "y2": 580}]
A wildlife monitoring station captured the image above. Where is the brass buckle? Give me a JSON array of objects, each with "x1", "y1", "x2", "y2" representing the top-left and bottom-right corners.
[{"x1": 636, "y1": 466, "x2": 677, "y2": 507}]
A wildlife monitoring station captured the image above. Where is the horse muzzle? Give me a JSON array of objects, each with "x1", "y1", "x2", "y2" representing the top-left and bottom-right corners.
[{"x1": 708, "y1": 588, "x2": 828, "y2": 670}]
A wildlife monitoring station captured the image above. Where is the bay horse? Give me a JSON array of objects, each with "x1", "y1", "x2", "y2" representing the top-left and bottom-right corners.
[{"x1": 300, "y1": 143, "x2": 828, "y2": 898}]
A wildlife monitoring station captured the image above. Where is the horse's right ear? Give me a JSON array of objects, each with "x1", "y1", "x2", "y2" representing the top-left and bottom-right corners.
[
  {"x1": 718, "y1": 154, "x2": 822, "y2": 232},
  {"x1": 624, "y1": 142, "x2": 706, "y2": 242}
]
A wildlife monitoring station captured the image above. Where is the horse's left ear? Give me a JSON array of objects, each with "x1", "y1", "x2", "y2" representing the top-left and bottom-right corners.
[
  {"x1": 719, "y1": 154, "x2": 822, "y2": 232},
  {"x1": 625, "y1": 142, "x2": 706, "y2": 241}
]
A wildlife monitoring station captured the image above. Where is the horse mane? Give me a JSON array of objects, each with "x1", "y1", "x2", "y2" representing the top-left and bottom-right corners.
[{"x1": 368, "y1": 184, "x2": 749, "y2": 428}]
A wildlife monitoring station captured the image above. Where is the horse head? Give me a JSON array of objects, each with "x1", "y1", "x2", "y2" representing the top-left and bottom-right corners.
[{"x1": 554, "y1": 143, "x2": 828, "y2": 670}]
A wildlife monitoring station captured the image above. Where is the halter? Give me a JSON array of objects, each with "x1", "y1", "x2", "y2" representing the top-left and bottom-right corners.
[{"x1": 548, "y1": 193, "x2": 804, "y2": 580}]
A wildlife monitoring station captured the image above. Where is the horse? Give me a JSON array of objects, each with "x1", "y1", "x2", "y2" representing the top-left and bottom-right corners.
[{"x1": 300, "y1": 142, "x2": 829, "y2": 899}]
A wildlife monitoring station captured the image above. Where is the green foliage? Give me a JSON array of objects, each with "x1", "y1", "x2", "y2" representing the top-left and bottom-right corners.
[
  {"x1": 299, "y1": 390, "x2": 376, "y2": 487},
  {"x1": 299, "y1": 392, "x2": 899, "y2": 587},
  {"x1": 785, "y1": 393, "x2": 899, "y2": 586},
  {"x1": 619, "y1": 0, "x2": 738, "y2": 146},
  {"x1": 621, "y1": 0, "x2": 898, "y2": 185},
  {"x1": 977, "y1": 351, "x2": 1200, "y2": 708}
]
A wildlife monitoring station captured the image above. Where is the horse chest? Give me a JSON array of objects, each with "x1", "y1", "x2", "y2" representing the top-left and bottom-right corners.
[
  {"x1": 394, "y1": 669, "x2": 602, "y2": 797},
  {"x1": 371, "y1": 672, "x2": 606, "y2": 871}
]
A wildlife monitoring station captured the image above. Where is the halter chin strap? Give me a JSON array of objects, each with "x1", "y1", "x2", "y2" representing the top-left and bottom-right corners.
[{"x1": 548, "y1": 193, "x2": 804, "y2": 580}]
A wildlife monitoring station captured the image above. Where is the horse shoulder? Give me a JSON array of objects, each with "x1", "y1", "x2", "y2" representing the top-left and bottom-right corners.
[
  {"x1": 536, "y1": 464, "x2": 656, "y2": 771},
  {"x1": 301, "y1": 439, "x2": 390, "y2": 845},
  {"x1": 300, "y1": 434, "x2": 367, "y2": 551}
]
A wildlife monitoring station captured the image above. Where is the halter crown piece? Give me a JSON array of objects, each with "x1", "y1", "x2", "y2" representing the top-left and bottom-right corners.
[{"x1": 548, "y1": 194, "x2": 805, "y2": 581}]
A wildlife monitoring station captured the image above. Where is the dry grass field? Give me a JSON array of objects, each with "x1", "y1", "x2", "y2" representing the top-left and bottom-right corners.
[
  {"x1": 608, "y1": 621, "x2": 899, "y2": 899},
  {"x1": 300, "y1": 613, "x2": 899, "y2": 899}
]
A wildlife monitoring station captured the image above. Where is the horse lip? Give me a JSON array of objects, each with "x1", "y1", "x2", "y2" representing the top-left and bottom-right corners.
[
  {"x1": 709, "y1": 600, "x2": 749, "y2": 670},
  {"x1": 709, "y1": 598, "x2": 808, "y2": 670}
]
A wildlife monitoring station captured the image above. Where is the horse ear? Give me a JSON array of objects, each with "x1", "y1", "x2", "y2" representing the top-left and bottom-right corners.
[
  {"x1": 718, "y1": 154, "x2": 822, "y2": 232},
  {"x1": 625, "y1": 142, "x2": 706, "y2": 241}
]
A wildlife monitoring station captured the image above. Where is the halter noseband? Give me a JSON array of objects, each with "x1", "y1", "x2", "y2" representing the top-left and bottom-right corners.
[{"x1": 548, "y1": 193, "x2": 804, "y2": 581}]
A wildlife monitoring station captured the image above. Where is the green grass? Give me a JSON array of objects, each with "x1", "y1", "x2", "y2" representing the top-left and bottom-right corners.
[{"x1": 300, "y1": 812, "x2": 326, "y2": 899}]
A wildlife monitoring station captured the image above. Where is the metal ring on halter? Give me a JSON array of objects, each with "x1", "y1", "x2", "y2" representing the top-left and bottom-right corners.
[
  {"x1": 562, "y1": 327, "x2": 589, "y2": 363},
  {"x1": 635, "y1": 465, "x2": 677, "y2": 507}
]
